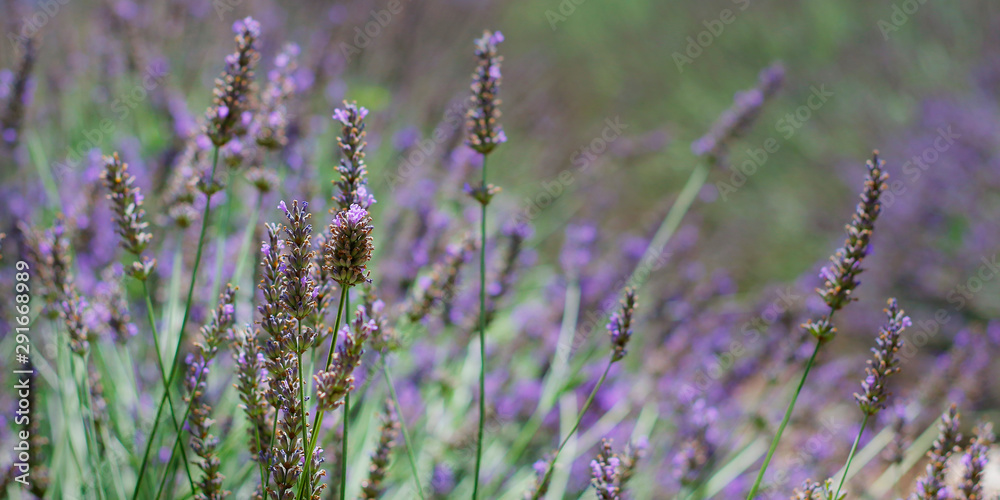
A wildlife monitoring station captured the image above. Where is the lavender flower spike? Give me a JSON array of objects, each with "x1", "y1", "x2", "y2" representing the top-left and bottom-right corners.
[
  {"x1": 101, "y1": 152, "x2": 156, "y2": 280},
  {"x1": 332, "y1": 100, "x2": 376, "y2": 211},
  {"x1": 691, "y1": 62, "x2": 784, "y2": 159},
  {"x1": 1, "y1": 34, "x2": 36, "y2": 149},
  {"x1": 855, "y1": 298, "x2": 909, "y2": 415},
  {"x1": 466, "y1": 30, "x2": 506, "y2": 155},
  {"x1": 608, "y1": 287, "x2": 638, "y2": 363},
  {"x1": 805, "y1": 151, "x2": 889, "y2": 341},
  {"x1": 324, "y1": 203, "x2": 374, "y2": 287},
  {"x1": 313, "y1": 309, "x2": 375, "y2": 411},
  {"x1": 206, "y1": 17, "x2": 261, "y2": 146},
  {"x1": 359, "y1": 399, "x2": 400, "y2": 499},
  {"x1": 958, "y1": 422, "x2": 994, "y2": 500},
  {"x1": 791, "y1": 479, "x2": 843, "y2": 500},
  {"x1": 911, "y1": 404, "x2": 961, "y2": 500}
]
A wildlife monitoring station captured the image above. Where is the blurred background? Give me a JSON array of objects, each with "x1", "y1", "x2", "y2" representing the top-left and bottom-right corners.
[{"x1": 2, "y1": 0, "x2": 1000, "y2": 498}]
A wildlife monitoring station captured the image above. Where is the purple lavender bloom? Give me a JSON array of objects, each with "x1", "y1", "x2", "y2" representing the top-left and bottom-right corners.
[
  {"x1": 332, "y1": 100, "x2": 376, "y2": 211},
  {"x1": 691, "y1": 62, "x2": 784, "y2": 159},
  {"x1": 205, "y1": 17, "x2": 261, "y2": 146},
  {"x1": 855, "y1": 298, "x2": 909, "y2": 415},
  {"x1": 466, "y1": 30, "x2": 506, "y2": 155}
]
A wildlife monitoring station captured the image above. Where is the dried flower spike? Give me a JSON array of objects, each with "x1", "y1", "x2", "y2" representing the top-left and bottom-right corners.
[
  {"x1": 206, "y1": 17, "x2": 261, "y2": 146},
  {"x1": 466, "y1": 30, "x2": 506, "y2": 155},
  {"x1": 608, "y1": 288, "x2": 638, "y2": 363},
  {"x1": 855, "y1": 298, "x2": 909, "y2": 415},
  {"x1": 791, "y1": 479, "x2": 844, "y2": 500},
  {"x1": 324, "y1": 204, "x2": 374, "y2": 287}
]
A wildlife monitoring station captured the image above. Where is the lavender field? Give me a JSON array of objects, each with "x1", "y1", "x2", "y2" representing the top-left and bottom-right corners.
[{"x1": 1, "y1": 0, "x2": 999, "y2": 498}]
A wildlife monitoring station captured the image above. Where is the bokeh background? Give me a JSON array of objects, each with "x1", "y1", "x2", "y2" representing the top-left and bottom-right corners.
[{"x1": 2, "y1": 0, "x2": 1000, "y2": 498}]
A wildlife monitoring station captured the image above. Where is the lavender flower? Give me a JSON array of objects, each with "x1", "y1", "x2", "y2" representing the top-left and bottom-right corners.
[
  {"x1": 589, "y1": 439, "x2": 643, "y2": 500},
  {"x1": 232, "y1": 326, "x2": 271, "y2": 463},
  {"x1": 1, "y1": 35, "x2": 36, "y2": 149},
  {"x1": 324, "y1": 204, "x2": 374, "y2": 287},
  {"x1": 332, "y1": 101, "x2": 376, "y2": 211},
  {"x1": 791, "y1": 479, "x2": 843, "y2": 500},
  {"x1": 262, "y1": 322, "x2": 304, "y2": 498},
  {"x1": 206, "y1": 17, "x2": 261, "y2": 146},
  {"x1": 855, "y1": 298, "x2": 909, "y2": 415},
  {"x1": 314, "y1": 309, "x2": 374, "y2": 411},
  {"x1": 911, "y1": 404, "x2": 962, "y2": 500},
  {"x1": 406, "y1": 233, "x2": 476, "y2": 322},
  {"x1": 362, "y1": 283, "x2": 397, "y2": 352},
  {"x1": 254, "y1": 43, "x2": 299, "y2": 150},
  {"x1": 466, "y1": 30, "x2": 506, "y2": 155},
  {"x1": 101, "y1": 152, "x2": 157, "y2": 279},
  {"x1": 691, "y1": 62, "x2": 784, "y2": 159},
  {"x1": 805, "y1": 151, "x2": 889, "y2": 341},
  {"x1": 608, "y1": 288, "x2": 638, "y2": 363},
  {"x1": 60, "y1": 290, "x2": 90, "y2": 356},
  {"x1": 279, "y1": 200, "x2": 318, "y2": 329},
  {"x1": 94, "y1": 265, "x2": 138, "y2": 344},
  {"x1": 359, "y1": 399, "x2": 400, "y2": 499},
  {"x1": 958, "y1": 422, "x2": 994, "y2": 500}
]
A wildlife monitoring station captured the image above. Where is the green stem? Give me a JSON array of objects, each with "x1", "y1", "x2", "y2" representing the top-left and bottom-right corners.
[
  {"x1": 745, "y1": 339, "x2": 822, "y2": 499},
  {"x1": 133, "y1": 145, "x2": 220, "y2": 499},
  {"x1": 341, "y1": 391, "x2": 349, "y2": 499},
  {"x1": 833, "y1": 412, "x2": 870, "y2": 499},
  {"x1": 77, "y1": 354, "x2": 107, "y2": 500},
  {"x1": 531, "y1": 358, "x2": 614, "y2": 500},
  {"x1": 472, "y1": 155, "x2": 488, "y2": 500},
  {"x1": 381, "y1": 358, "x2": 426, "y2": 499},
  {"x1": 302, "y1": 287, "x2": 349, "y2": 491},
  {"x1": 142, "y1": 280, "x2": 197, "y2": 492}
]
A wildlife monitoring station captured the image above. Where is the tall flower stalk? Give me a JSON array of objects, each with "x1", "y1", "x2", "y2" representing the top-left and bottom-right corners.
[
  {"x1": 465, "y1": 29, "x2": 506, "y2": 500},
  {"x1": 833, "y1": 298, "x2": 909, "y2": 498},
  {"x1": 135, "y1": 17, "x2": 260, "y2": 497},
  {"x1": 528, "y1": 288, "x2": 637, "y2": 500},
  {"x1": 746, "y1": 151, "x2": 889, "y2": 499},
  {"x1": 100, "y1": 152, "x2": 196, "y2": 491}
]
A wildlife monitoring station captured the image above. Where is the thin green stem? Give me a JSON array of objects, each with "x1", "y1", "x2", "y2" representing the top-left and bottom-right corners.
[
  {"x1": 134, "y1": 145, "x2": 220, "y2": 499},
  {"x1": 472, "y1": 154, "x2": 488, "y2": 500},
  {"x1": 531, "y1": 358, "x2": 614, "y2": 500},
  {"x1": 341, "y1": 391, "x2": 350, "y2": 499},
  {"x1": 263, "y1": 408, "x2": 280, "y2": 493},
  {"x1": 745, "y1": 339, "x2": 822, "y2": 499},
  {"x1": 381, "y1": 358, "x2": 426, "y2": 500},
  {"x1": 302, "y1": 287, "x2": 349, "y2": 491},
  {"x1": 76, "y1": 354, "x2": 107, "y2": 500},
  {"x1": 142, "y1": 280, "x2": 197, "y2": 492},
  {"x1": 833, "y1": 412, "x2": 870, "y2": 499}
]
